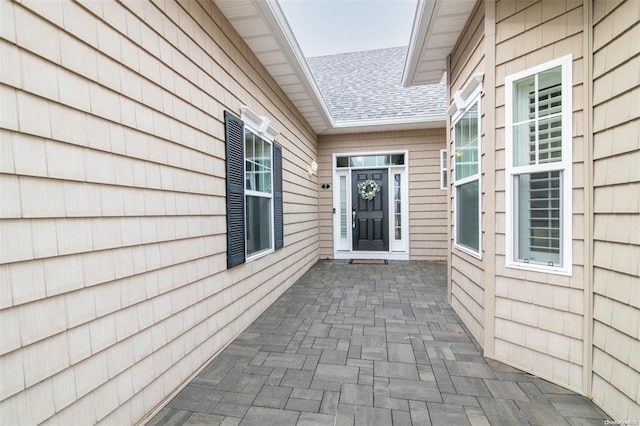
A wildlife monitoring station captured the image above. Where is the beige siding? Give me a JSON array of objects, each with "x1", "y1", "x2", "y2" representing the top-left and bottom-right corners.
[
  {"x1": 492, "y1": 0, "x2": 588, "y2": 392},
  {"x1": 317, "y1": 129, "x2": 447, "y2": 261},
  {"x1": 0, "y1": 0, "x2": 318, "y2": 423},
  {"x1": 591, "y1": 0, "x2": 640, "y2": 420},
  {"x1": 448, "y1": 0, "x2": 487, "y2": 345}
]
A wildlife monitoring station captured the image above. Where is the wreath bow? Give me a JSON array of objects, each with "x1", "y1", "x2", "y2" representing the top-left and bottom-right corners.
[{"x1": 357, "y1": 180, "x2": 380, "y2": 201}]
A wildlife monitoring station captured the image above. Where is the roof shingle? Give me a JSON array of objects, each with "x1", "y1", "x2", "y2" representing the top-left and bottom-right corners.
[{"x1": 306, "y1": 46, "x2": 447, "y2": 123}]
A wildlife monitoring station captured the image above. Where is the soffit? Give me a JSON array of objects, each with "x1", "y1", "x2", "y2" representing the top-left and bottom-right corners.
[
  {"x1": 213, "y1": 0, "x2": 333, "y2": 134},
  {"x1": 403, "y1": 0, "x2": 478, "y2": 86}
]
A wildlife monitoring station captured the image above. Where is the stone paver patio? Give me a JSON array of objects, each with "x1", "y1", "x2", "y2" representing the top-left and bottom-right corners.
[{"x1": 148, "y1": 260, "x2": 609, "y2": 425}]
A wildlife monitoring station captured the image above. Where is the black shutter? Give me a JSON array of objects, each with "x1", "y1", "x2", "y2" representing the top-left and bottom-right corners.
[
  {"x1": 273, "y1": 143, "x2": 284, "y2": 250},
  {"x1": 225, "y1": 111, "x2": 245, "y2": 268}
]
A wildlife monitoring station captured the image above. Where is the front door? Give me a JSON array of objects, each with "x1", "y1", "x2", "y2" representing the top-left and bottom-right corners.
[{"x1": 352, "y1": 169, "x2": 388, "y2": 251}]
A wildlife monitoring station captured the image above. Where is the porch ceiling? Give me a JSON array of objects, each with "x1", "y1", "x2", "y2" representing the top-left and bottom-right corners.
[{"x1": 402, "y1": 0, "x2": 478, "y2": 86}]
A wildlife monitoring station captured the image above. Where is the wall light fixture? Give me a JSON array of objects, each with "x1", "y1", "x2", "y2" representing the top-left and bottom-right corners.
[{"x1": 308, "y1": 160, "x2": 318, "y2": 176}]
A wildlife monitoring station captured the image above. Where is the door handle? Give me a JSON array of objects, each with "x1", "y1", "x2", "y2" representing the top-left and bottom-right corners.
[{"x1": 352, "y1": 208, "x2": 356, "y2": 228}]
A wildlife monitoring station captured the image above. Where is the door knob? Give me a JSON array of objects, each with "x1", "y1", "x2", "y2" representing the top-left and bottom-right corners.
[{"x1": 352, "y1": 208, "x2": 356, "y2": 228}]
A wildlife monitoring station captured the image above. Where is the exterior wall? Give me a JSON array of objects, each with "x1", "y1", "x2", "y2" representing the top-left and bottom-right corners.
[
  {"x1": 0, "y1": 0, "x2": 318, "y2": 424},
  {"x1": 447, "y1": 0, "x2": 487, "y2": 346},
  {"x1": 491, "y1": 0, "x2": 589, "y2": 393},
  {"x1": 591, "y1": 0, "x2": 640, "y2": 420},
  {"x1": 317, "y1": 129, "x2": 447, "y2": 261}
]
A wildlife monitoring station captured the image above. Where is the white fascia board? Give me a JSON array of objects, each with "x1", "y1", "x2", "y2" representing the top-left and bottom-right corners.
[
  {"x1": 402, "y1": 0, "x2": 439, "y2": 88},
  {"x1": 323, "y1": 115, "x2": 447, "y2": 135},
  {"x1": 257, "y1": 0, "x2": 335, "y2": 128}
]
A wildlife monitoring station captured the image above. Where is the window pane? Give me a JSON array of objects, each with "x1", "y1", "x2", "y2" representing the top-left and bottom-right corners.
[
  {"x1": 538, "y1": 66, "x2": 562, "y2": 118},
  {"x1": 454, "y1": 103, "x2": 479, "y2": 180},
  {"x1": 342, "y1": 154, "x2": 404, "y2": 168},
  {"x1": 513, "y1": 122, "x2": 536, "y2": 166},
  {"x1": 391, "y1": 154, "x2": 405, "y2": 165},
  {"x1": 538, "y1": 116, "x2": 562, "y2": 163},
  {"x1": 361, "y1": 156, "x2": 375, "y2": 167},
  {"x1": 513, "y1": 75, "x2": 535, "y2": 123},
  {"x1": 350, "y1": 156, "x2": 364, "y2": 167},
  {"x1": 516, "y1": 171, "x2": 561, "y2": 266},
  {"x1": 456, "y1": 180, "x2": 480, "y2": 251},
  {"x1": 513, "y1": 66, "x2": 562, "y2": 167},
  {"x1": 245, "y1": 131, "x2": 272, "y2": 194},
  {"x1": 246, "y1": 195, "x2": 272, "y2": 256}
]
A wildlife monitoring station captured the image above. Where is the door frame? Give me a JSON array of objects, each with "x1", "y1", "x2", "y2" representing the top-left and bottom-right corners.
[{"x1": 332, "y1": 150, "x2": 409, "y2": 260}]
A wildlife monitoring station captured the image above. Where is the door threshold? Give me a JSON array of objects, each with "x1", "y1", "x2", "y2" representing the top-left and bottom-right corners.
[
  {"x1": 334, "y1": 252, "x2": 409, "y2": 261},
  {"x1": 349, "y1": 259, "x2": 388, "y2": 265}
]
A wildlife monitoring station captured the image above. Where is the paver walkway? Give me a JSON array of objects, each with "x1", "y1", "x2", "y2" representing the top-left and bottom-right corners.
[{"x1": 148, "y1": 260, "x2": 609, "y2": 425}]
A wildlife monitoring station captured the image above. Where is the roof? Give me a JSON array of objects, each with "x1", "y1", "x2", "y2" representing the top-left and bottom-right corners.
[
  {"x1": 214, "y1": 0, "x2": 472, "y2": 134},
  {"x1": 307, "y1": 47, "x2": 447, "y2": 124}
]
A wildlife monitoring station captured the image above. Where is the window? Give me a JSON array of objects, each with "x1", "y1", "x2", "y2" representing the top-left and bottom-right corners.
[
  {"x1": 245, "y1": 129, "x2": 273, "y2": 257},
  {"x1": 505, "y1": 55, "x2": 572, "y2": 274},
  {"x1": 440, "y1": 149, "x2": 447, "y2": 190},
  {"x1": 336, "y1": 154, "x2": 404, "y2": 168},
  {"x1": 453, "y1": 101, "x2": 481, "y2": 256},
  {"x1": 224, "y1": 108, "x2": 283, "y2": 268}
]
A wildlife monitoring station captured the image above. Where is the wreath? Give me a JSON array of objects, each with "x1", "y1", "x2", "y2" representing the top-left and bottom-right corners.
[{"x1": 357, "y1": 180, "x2": 381, "y2": 201}]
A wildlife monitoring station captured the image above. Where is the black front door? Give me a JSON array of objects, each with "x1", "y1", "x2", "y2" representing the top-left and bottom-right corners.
[{"x1": 352, "y1": 169, "x2": 388, "y2": 251}]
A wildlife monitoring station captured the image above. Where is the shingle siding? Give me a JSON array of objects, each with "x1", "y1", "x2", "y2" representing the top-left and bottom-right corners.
[
  {"x1": 0, "y1": 0, "x2": 318, "y2": 423},
  {"x1": 591, "y1": 0, "x2": 640, "y2": 421},
  {"x1": 489, "y1": 0, "x2": 589, "y2": 393},
  {"x1": 448, "y1": 0, "x2": 487, "y2": 346}
]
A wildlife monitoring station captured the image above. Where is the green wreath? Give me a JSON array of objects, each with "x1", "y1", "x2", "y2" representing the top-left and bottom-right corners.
[{"x1": 357, "y1": 180, "x2": 380, "y2": 201}]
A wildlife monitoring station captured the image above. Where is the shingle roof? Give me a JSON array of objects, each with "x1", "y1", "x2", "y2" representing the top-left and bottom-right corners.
[{"x1": 306, "y1": 46, "x2": 447, "y2": 123}]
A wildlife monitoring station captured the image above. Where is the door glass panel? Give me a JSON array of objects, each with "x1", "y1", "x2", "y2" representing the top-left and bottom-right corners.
[
  {"x1": 394, "y1": 174, "x2": 401, "y2": 240},
  {"x1": 340, "y1": 175, "x2": 347, "y2": 240}
]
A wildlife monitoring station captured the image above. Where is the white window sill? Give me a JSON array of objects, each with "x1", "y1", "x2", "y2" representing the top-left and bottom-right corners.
[
  {"x1": 506, "y1": 261, "x2": 572, "y2": 276},
  {"x1": 454, "y1": 244, "x2": 482, "y2": 260},
  {"x1": 246, "y1": 248, "x2": 274, "y2": 263}
]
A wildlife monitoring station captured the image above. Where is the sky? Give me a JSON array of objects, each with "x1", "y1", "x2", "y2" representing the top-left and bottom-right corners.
[{"x1": 278, "y1": 0, "x2": 418, "y2": 58}]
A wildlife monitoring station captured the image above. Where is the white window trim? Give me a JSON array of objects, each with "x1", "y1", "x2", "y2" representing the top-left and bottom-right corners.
[
  {"x1": 241, "y1": 106, "x2": 278, "y2": 262},
  {"x1": 448, "y1": 73, "x2": 484, "y2": 118},
  {"x1": 440, "y1": 149, "x2": 447, "y2": 190},
  {"x1": 452, "y1": 95, "x2": 482, "y2": 259},
  {"x1": 505, "y1": 54, "x2": 573, "y2": 275},
  {"x1": 240, "y1": 105, "x2": 279, "y2": 140}
]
